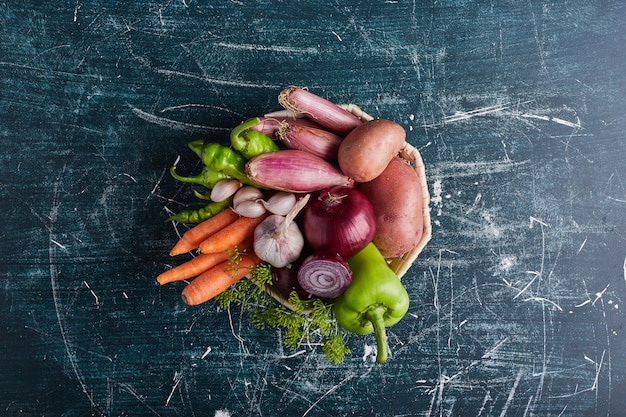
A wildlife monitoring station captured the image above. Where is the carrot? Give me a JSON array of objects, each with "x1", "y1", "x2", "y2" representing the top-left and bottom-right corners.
[
  {"x1": 170, "y1": 208, "x2": 240, "y2": 256},
  {"x1": 181, "y1": 252, "x2": 262, "y2": 305},
  {"x1": 157, "y1": 237, "x2": 253, "y2": 285},
  {"x1": 198, "y1": 212, "x2": 269, "y2": 254}
]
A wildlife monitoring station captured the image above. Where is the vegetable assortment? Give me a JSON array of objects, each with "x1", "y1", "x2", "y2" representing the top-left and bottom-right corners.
[{"x1": 158, "y1": 87, "x2": 428, "y2": 364}]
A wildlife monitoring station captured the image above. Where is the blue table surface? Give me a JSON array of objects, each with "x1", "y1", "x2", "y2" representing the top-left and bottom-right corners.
[{"x1": 1, "y1": 1, "x2": 625, "y2": 416}]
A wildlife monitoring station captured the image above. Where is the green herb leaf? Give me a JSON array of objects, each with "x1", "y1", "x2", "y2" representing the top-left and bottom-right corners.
[{"x1": 215, "y1": 260, "x2": 350, "y2": 364}]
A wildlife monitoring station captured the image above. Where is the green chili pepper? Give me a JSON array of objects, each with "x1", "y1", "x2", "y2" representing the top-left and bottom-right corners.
[
  {"x1": 169, "y1": 165, "x2": 231, "y2": 190},
  {"x1": 230, "y1": 118, "x2": 280, "y2": 159},
  {"x1": 333, "y1": 243, "x2": 410, "y2": 364},
  {"x1": 187, "y1": 140, "x2": 255, "y2": 185},
  {"x1": 168, "y1": 198, "x2": 232, "y2": 224}
]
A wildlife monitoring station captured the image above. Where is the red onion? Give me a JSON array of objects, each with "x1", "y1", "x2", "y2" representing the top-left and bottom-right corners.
[
  {"x1": 303, "y1": 186, "x2": 376, "y2": 259},
  {"x1": 278, "y1": 87, "x2": 363, "y2": 136},
  {"x1": 297, "y1": 253, "x2": 352, "y2": 299}
]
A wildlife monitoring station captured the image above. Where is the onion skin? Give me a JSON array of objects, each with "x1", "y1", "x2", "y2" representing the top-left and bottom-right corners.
[
  {"x1": 245, "y1": 150, "x2": 354, "y2": 193},
  {"x1": 303, "y1": 186, "x2": 376, "y2": 259},
  {"x1": 297, "y1": 253, "x2": 352, "y2": 299}
]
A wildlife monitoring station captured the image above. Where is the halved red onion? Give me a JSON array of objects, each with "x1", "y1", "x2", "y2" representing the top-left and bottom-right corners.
[{"x1": 297, "y1": 253, "x2": 352, "y2": 299}]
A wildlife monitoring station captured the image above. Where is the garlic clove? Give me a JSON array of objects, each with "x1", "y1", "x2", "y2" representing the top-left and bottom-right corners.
[
  {"x1": 210, "y1": 179, "x2": 242, "y2": 202},
  {"x1": 233, "y1": 186, "x2": 264, "y2": 207},
  {"x1": 233, "y1": 200, "x2": 267, "y2": 218},
  {"x1": 261, "y1": 192, "x2": 297, "y2": 216}
]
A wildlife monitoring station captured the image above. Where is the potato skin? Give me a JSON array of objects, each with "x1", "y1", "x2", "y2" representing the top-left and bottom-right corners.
[
  {"x1": 359, "y1": 156, "x2": 424, "y2": 258},
  {"x1": 338, "y1": 119, "x2": 406, "y2": 182}
]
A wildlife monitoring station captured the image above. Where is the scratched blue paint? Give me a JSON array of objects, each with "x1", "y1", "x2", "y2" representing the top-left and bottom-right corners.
[{"x1": 1, "y1": 0, "x2": 625, "y2": 416}]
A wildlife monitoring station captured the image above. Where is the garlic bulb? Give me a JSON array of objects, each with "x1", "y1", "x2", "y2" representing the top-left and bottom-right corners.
[
  {"x1": 233, "y1": 186, "x2": 264, "y2": 207},
  {"x1": 210, "y1": 179, "x2": 242, "y2": 202},
  {"x1": 261, "y1": 192, "x2": 297, "y2": 216},
  {"x1": 253, "y1": 194, "x2": 310, "y2": 268},
  {"x1": 234, "y1": 200, "x2": 267, "y2": 218}
]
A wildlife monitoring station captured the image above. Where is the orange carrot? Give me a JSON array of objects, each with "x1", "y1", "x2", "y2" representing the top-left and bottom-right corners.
[
  {"x1": 181, "y1": 252, "x2": 262, "y2": 305},
  {"x1": 198, "y1": 213, "x2": 269, "y2": 254},
  {"x1": 170, "y1": 208, "x2": 240, "y2": 256},
  {"x1": 157, "y1": 237, "x2": 253, "y2": 285}
]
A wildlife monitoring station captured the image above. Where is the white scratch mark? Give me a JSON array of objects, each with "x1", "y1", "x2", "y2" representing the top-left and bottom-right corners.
[
  {"x1": 215, "y1": 42, "x2": 319, "y2": 55},
  {"x1": 160, "y1": 103, "x2": 245, "y2": 118},
  {"x1": 201, "y1": 346, "x2": 212, "y2": 359},
  {"x1": 585, "y1": 350, "x2": 606, "y2": 392},
  {"x1": 165, "y1": 371, "x2": 184, "y2": 406},
  {"x1": 523, "y1": 296, "x2": 563, "y2": 311},
  {"x1": 499, "y1": 370, "x2": 523, "y2": 417},
  {"x1": 476, "y1": 391, "x2": 492, "y2": 416},
  {"x1": 129, "y1": 104, "x2": 228, "y2": 133},
  {"x1": 623, "y1": 256, "x2": 626, "y2": 286},
  {"x1": 518, "y1": 113, "x2": 582, "y2": 129},
  {"x1": 301, "y1": 374, "x2": 354, "y2": 417},
  {"x1": 482, "y1": 337, "x2": 509, "y2": 359},
  {"x1": 50, "y1": 239, "x2": 66, "y2": 249},
  {"x1": 432, "y1": 178, "x2": 443, "y2": 216},
  {"x1": 227, "y1": 308, "x2": 249, "y2": 355},
  {"x1": 154, "y1": 68, "x2": 281, "y2": 88},
  {"x1": 592, "y1": 284, "x2": 610, "y2": 307},
  {"x1": 83, "y1": 281, "x2": 100, "y2": 306},
  {"x1": 442, "y1": 103, "x2": 511, "y2": 124},
  {"x1": 576, "y1": 237, "x2": 588, "y2": 255},
  {"x1": 281, "y1": 350, "x2": 307, "y2": 359},
  {"x1": 123, "y1": 172, "x2": 137, "y2": 183},
  {"x1": 73, "y1": 1, "x2": 81, "y2": 22},
  {"x1": 48, "y1": 166, "x2": 99, "y2": 410},
  {"x1": 529, "y1": 216, "x2": 549, "y2": 228},
  {"x1": 512, "y1": 271, "x2": 539, "y2": 300},
  {"x1": 119, "y1": 383, "x2": 161, "y2": 415}
]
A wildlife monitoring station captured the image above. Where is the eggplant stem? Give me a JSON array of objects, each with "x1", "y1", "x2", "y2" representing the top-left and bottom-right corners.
[{"x1": 365, "y1": 305, "x2": 389, "y2": 364}]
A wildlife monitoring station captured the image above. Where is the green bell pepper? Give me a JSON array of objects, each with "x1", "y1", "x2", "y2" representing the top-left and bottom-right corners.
[
  {"x1": 230, "y1": 118, "x2": 280, "y2": 159},
  {"x1": 333, "y1": 243, "x2": 410, "y2": 363}
]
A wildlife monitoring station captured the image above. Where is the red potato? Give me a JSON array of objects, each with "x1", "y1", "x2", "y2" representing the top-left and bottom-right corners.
[
  {"x1": 337, "y1": 119, "x2": 406, "y2": 182},
  {"x1": 359, "y1": 156, "x2": 424, "y2": 258}
]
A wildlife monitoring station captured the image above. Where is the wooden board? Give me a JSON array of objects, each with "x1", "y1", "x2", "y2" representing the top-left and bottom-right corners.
[{"x1": 1, "y1": 1, "x2": 625, "y2": 415}]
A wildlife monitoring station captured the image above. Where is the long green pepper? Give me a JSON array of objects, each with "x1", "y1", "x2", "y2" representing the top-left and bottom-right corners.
[
  {"x1": 187, "y1": 140, "x2": 255, "y2": 185},
  {"x1": 168, "y1": 198, "x2": 232, "y2": 224},
  {"x1": 230, "y1": 118, "x2": 280, "y2": 159},
  {"x1": 169, "y1": 165, "x2": 230, "y2": 190}
]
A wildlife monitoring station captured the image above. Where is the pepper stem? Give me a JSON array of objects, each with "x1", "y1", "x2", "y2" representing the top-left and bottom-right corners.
[
  {"x1": 169, "y1": 166, "x2": 203, "y2": 185},
  {"x1": 364, "y1": 305, "x2": 389, "y2": 364}
]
